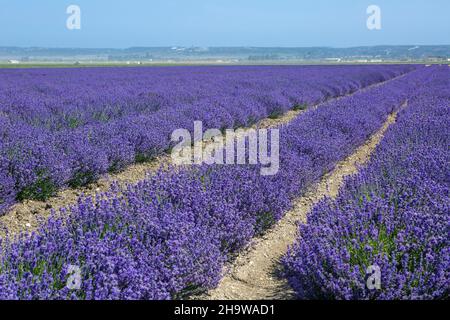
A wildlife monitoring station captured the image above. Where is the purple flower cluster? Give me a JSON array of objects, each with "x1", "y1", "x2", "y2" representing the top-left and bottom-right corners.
[
  {"x1": 282, "y1": 66, "x2": 449, "y2": 300},
  {"x1": 0, "y1": 65, "x2": 417, "y2": 213},
  {"x1": 0, "y1": 65, "x2": 437, "y2": 300}
]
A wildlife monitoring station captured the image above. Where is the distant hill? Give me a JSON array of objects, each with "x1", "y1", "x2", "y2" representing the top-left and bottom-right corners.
[{"x1": 0, "y1": 45, "x2": 449, "y2": 64}]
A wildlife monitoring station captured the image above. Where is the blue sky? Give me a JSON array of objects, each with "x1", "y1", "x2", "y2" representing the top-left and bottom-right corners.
[{"x1": 0, "y1": 0, "x2": 448, "y2": 48}]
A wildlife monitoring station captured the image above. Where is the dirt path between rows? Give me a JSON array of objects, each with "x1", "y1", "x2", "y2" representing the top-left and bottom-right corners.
[
  {"x1": 201, "y1": 101, "x2": 407, "y2": 300},
  {"x1": 0, "y1": 73, "x2": 410, "y2": 238}
]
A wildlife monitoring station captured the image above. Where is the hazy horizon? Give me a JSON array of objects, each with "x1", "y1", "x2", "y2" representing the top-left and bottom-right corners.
[{"x1": 2, "y1": 45, "x2": 450, "y2": 50}]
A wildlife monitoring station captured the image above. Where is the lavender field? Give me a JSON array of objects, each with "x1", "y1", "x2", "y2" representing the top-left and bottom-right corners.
[
  {"x1": 0, "y1": 65, "x2": 415, "y2": 213},
  {"x1": 0, "y1": 65, "x2": 448, "y2": 300}
]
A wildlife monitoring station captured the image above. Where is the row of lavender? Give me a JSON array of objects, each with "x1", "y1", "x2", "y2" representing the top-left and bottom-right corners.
[
  {"x1": 0, "y1": 66, "x2": 433, "y2": 299},
  {"x1": 282, "y1": 67, "x2": 449, "y2": 299},
  {"x1": 0, "y1": 65, "x2": 416, "y2": 213}
]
